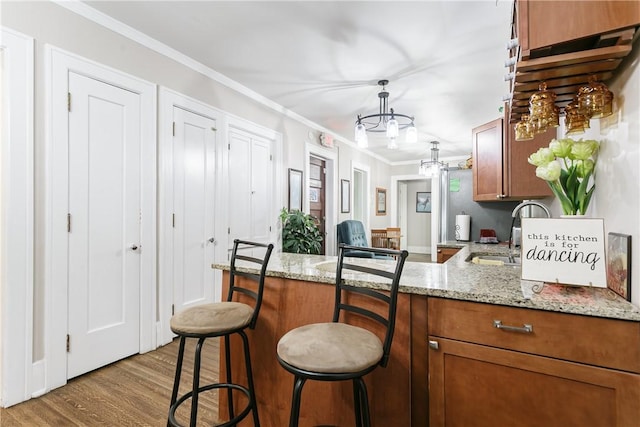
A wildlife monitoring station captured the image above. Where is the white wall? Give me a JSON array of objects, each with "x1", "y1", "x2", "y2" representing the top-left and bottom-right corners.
[
  {"x1": 594, "y1": 39, "x2": 640, "y2": 307},
  {"x1": 1, "y1": 0, "x2": 394, "y2": 373},
  {"x1": 529, "y1": 40, "x2": 639, "y2": 307}
]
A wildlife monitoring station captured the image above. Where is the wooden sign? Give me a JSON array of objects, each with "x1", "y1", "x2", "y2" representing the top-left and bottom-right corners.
[{"x1": 521, "y1": 218, "x2": 607, "y2": 287}]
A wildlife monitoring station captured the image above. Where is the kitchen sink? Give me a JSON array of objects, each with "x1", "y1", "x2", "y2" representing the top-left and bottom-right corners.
[{"x1": 466, "y1": 253, "x2": 520, "y2": 266}]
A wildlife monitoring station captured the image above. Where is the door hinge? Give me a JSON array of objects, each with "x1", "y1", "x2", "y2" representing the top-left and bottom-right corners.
[
  {"x1": 228, "y1": 227, "x2": 231, "y2": 234},
  {"x1": 172, "y1": 213, "x2": 175, "y2": 228},
  {"x1": 172, "y1": 122, "x2": 175, "y2": 137},
  {"x1": 67, "y1": 92, "x2": 71, "y2": 112},
  {"x1": 228, "y1": 143, "x2": 231, "y2": 150},
  {"x1": 66, "y1": 334, "x2": 70, "y2": 352},
  {"x1": 171, "y1": 304, "x2": 175, "y2": 316},
  {"x1": 269, "y1": 226, "x2": 272, "y2": 232},
  {"x1": 67, "y1": 213, "x2": 71, "y2": 232},
  {"x1": 323, "y1": 167, "x2": 326, "y2": 174},
  {"x1": 270, "y1": 154, "x2": 273, "y2": 161},
  {"x1": 211, "y1": 127, "x2": 217, "y2": 132}
]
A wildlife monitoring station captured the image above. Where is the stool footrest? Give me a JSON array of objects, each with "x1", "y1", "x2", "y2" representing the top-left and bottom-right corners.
[{"x1": 168, "y1": 383, "x2": 253, "y2": 427}]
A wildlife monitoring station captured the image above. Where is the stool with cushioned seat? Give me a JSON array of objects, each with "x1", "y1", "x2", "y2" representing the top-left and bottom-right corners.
[
  {"x1": 276, "y1": 243, "x2": 408, "y2": 427},
  {"x1": 168, "y1": 239, "x2": 274, "y2": 427}
]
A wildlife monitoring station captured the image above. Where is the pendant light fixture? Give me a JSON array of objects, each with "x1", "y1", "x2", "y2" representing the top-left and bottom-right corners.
[
  {"x1": 419, "y1": 141, "x2": 446, "y2": 177},
  {"x1": 355, "y1": 79, "x2": 417, "y2": 149}
]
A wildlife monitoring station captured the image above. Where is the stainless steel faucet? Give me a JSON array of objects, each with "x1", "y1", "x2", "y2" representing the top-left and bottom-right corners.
[
  {"x1": 509, "y1": 201, "x2": 551, "y2": 251},
  {"x1": 511, "y1": 200, "x2": 551, "y2": 218}
]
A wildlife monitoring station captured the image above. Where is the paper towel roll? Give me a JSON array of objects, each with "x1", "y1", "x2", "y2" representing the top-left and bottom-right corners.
[{"x1": 455, "y1": 214, "x2": 471, "y2": 241}]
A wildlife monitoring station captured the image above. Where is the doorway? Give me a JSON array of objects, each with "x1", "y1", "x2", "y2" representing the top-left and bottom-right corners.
[
  {"x1": 170, "y1": 106, "x2": 217, "y2": 315},
  {"x1": 351, "y1": 164, "x2": 370, "y2": 227},
  {"x1": 66, "y1": 71, "x2": 143, "y2": 379},
  {"x1": 309, "y1": 156, "x2": 326, "y2": 254},
  {"x1": 47, "y1": 48, "x2": 156, "y2": 390}
]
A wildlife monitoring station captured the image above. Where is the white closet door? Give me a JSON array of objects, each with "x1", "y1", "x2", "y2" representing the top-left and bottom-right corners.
[
  {"x1": 67, "y1": 72, "x2": 141, "y2": 379},
  {"x1": 228, "y1": 130, "x2": 252, "y2": 248},
  {"x1": 250, "y1": 138, "x2": 272, "y2": 243},
  {"x1": 227, "y1": 129, "x2": 273, "y2": 254},
  {"x1": 172, "y1": 107, "x2": 216, "y2": 312}
]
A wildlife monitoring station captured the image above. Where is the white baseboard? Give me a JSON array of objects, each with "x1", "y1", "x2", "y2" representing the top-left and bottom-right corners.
[{"x1": 408, "y1": 245, "x2": 431, "y2": 255}]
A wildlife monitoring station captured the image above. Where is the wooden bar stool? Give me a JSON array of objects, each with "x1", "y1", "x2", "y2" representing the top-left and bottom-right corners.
[
  {"x1": 276, "y1": 244, "x2": 408, "y2": 427},
  {"x1": 168, "y1": 239, "x2": 274, "y2": 427}
]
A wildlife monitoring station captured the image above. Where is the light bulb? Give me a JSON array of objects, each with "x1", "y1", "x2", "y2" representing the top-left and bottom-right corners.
[
  {"x1": 405, "y1": 125, "x2": 417, "y2": 144},
  {"x1": 354, "y1": 123, "x2": 368, "y2": 148},
  {"x1": 386, "y1": 118, "x2": 399, "y2": 138}
]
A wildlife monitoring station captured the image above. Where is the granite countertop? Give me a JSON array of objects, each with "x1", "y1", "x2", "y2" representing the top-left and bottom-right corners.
[{"x1": 213, "y1": 242, "x2": 640, "y2": 322}]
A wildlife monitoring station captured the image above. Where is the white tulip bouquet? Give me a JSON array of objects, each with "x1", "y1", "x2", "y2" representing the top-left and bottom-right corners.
[{"x1": 528, "y1": 138, "x2": 599, "y2": 215}]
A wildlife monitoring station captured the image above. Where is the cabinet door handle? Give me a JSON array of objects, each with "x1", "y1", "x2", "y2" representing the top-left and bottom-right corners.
[
  {"x1": 428, "y1": 340, "x2": 439, "y2": 350},
  {"x1": 493, "y1": 320, "x2": 533, "y2": 334}
]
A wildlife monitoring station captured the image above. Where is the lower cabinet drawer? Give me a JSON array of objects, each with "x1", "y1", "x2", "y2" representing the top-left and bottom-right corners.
[
  {"x1": 428, "y1": 337, "x2": 640, "y2": 427},
  {"x1": 428, "y1": 297, "x2": 640, "y2": 373}
]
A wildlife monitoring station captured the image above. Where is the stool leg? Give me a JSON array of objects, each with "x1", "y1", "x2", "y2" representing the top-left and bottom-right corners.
[
  {"x1": 168, "y1": 336, "x2": 186, "y2": 427},
  {"x1": 352, "y1": 378, "x2": 363, "y2": 427},
  {"x1": 189, "y1": 337, "x2": 206, "y2": 427},
  {"x1": 355, "y1": 377, "x2": 371, "y2": 427},
  {"x1": 288, "y1": 376, "x2": 306, "y2": 427},
  {"x1": 224, "y1": 334, "x2": 235, "y2": 420},
  {"x1": 239, "y1": 330, "x2": 260, "y2": 426}
]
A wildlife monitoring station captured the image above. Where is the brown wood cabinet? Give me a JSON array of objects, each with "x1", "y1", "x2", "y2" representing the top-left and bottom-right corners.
[
  {"x1": 508, "y1": 1, "x2": 639, "y2": 121},
  {"x1": 436, "y1": 247, "x2": 460, "y2": 264},
  {"x1": 472, "y1": 110, "x2": 553, "y2": 202},
  {"x1": 219, "y1": 272, "x2": 429, "y2": 427},
  {"x1": 516, "y1": 0, "x2": 640, "y2": 59},
  {"x1": 427, "y1": 298, "x2": 640, "y2": 427}
]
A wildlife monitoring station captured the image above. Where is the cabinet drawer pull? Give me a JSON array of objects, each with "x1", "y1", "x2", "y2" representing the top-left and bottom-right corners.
[{"x1": 493, "y1": 320, "x2": 533, "y2": 334}]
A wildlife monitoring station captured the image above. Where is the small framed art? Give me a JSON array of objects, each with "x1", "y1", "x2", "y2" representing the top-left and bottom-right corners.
[
  {"x1": 607, "y1": 232, "x2": 632, "y2": 301},
  {"x1": 376, "y1": 187, "x2": 386, "y2": 216},
  {"x1": 416, "y1": 192, "x2": 431, "y2": 213}
]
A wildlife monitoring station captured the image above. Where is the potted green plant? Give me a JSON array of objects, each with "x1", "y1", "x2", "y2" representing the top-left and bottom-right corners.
[{"x1": 279, "y1": 208, "x2": 323, "y2": 254}]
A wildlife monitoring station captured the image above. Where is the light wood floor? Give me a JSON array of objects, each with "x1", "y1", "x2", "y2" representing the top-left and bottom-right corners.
[
  {"x1": 407, "y1": 252, "x2": 431, "y2": 263},
  {"x1": 0, "y1": 338, "x2": 220, "y2": 426}
]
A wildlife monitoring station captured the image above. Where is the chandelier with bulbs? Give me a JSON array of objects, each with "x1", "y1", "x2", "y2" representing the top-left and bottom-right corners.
[
  {"x1": 354, "y1": 79, "x2": 417, "y2": 149},
  {"x1": 418, "y1": 141, "x2": 447, "y2": 177}
]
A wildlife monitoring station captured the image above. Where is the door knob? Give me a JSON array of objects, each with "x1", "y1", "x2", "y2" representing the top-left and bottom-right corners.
[
  {"x1": 208, "y1": 237, "x2": 216, "y2": 244},
  {"x1": 130, "y1": 245, "x2": 140, "y2": 251}
]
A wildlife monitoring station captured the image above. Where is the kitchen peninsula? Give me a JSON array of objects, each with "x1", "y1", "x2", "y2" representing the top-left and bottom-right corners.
[{"x1": 213, "y1": 244, "x2": 640, "y2": 426}]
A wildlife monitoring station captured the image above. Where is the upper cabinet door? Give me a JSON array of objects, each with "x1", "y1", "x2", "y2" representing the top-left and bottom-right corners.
[
  {"x1": 506, "y1": 120, "x2": 553, "y2": 200},
  {"x1": 472, "y1": 118, "x2": 505, "y2": 202}
]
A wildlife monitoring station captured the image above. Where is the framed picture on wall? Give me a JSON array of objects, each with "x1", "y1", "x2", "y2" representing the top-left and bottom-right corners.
[
  {"x1": 376, "y1": 187, "x2": 386, "y2": 216},
  {"x1": 341, "y1": 179, "x2": 350, "y2": 213},
  {"x1": 288, "y1": 168, "x2": 303, "y2": 211},
  {"x1": 416, "y1": 192, "x2": 431, "y2": 213}
]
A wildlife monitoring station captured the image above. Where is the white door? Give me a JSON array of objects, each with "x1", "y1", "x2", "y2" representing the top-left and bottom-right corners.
[
  {"x1": 67, "y1": 72, "x2": 141, "y2": 379},
  {"x1": 172, "y1": 107, "x2": 216, "y2": 313},
  {"x1": 227, "y1": 129, "x2": 272, "y2": 255}
]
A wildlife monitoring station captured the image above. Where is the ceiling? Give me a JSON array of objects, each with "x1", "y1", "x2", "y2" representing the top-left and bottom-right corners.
[{"x1": 83, "y1": 0, "x2": 514, "y2": 164}]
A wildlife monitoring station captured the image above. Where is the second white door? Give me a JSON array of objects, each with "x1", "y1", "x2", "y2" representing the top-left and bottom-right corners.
[{"x1": 172, "y1": 107, "x2": 217, "y2": 313}]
